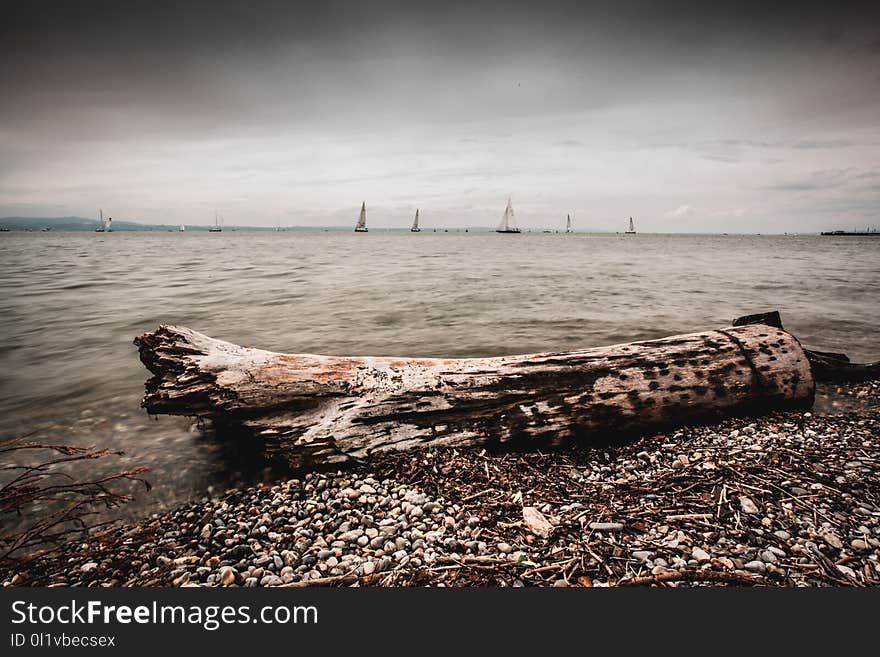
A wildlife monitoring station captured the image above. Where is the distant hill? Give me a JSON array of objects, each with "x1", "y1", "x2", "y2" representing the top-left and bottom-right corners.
[
  {"x1": 0, "y1": 216, "x2": 326, "y2": 232},
  {"x1": 0, "y1": 217, "x2": 495, "y2": 232},
  {"x1": 0, "y1": 216, "x2": 202, "y2": 231},
  {"x1": 0, "y1": 216, "x2": 107, "y2": 231}
]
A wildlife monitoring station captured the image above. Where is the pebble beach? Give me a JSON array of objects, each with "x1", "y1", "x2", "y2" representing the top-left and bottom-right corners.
[{"x1": 3, "y1": 380, "x2": 878, "y2": 588}]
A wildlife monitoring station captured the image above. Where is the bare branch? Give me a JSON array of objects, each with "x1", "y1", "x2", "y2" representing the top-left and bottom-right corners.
[{"x1": 0, "y1": 439, "x2": 151, "y2": 566}]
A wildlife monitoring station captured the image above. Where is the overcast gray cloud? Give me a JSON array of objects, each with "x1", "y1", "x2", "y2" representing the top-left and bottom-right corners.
[{"x1": 1, "y1": 1, "x2": 879, "y2": 231}]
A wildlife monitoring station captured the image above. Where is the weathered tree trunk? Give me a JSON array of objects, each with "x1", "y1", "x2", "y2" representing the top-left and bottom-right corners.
[
  {"x1": 135, "y1": 322, "x2": 814, "y2": 468},
  {"x1": 732, "y1": 311, "x2": 880, "y2": 381}
]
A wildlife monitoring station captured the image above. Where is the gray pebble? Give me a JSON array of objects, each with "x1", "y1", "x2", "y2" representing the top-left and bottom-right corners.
[
  {"x1": 739, "y1": 497, "x2": 759, "y2": 515},
  {"x1": 691, "y1": 547, "x2": 711, "y2": 563},
  {"x1": 744, "y1": 560, "x2": 766, "y2": 574}
]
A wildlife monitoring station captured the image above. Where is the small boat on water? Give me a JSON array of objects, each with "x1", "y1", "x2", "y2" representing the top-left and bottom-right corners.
[
  {"x1": 95, "y1": 209, "x2": 111, "y2": 233},
  {"x1": 179, "y1": 224, "x2": 185, "y2": 232},
  {"x1": 496, "y1": 198, "x2": 521, "y2": 234},
  {"x1": 209, "y1": 211, "x2": 222, "y2": 232},
  {"x1": 411, "y1": 209, "x2": 421, "y2": 232},
  {"x1": 355, "y1": 202, "x2": 368, "y2": 232},
  {"x1": 565, "y1": 214, "x2": 572, "y2": 233},
  {"x1": 625, "y1": 217, "x2": 636, "y2": 234}
]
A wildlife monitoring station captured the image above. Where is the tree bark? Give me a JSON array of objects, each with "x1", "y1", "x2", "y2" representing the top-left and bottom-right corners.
[
  {"x1": 134, "y1": 323, "x2": 814, "y2": 468},
  {"x1": 732, "y1": 312, "x2": 879, "y2": 382}
]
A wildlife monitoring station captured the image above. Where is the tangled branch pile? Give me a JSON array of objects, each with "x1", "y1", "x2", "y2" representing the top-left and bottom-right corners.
[{"x1": 0, "y1": 438, "x2": 151, "y2": 567}]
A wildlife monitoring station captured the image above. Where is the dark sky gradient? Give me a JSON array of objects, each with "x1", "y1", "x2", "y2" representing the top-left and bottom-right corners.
[{"x1": 2, "y1": 1, "x2": 879, "y2": 230}]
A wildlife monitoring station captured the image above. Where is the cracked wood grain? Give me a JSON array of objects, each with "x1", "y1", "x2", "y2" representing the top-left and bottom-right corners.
[{"x1": 134, "y1": 323, "x2": 815, "y2": 468}]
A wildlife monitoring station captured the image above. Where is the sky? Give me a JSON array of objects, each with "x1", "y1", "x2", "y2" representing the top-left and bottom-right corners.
[{"x1": 2, "y1": 1, "x2": 879, "y2": 232}]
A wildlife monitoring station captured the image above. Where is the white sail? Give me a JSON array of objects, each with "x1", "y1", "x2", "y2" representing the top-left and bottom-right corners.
[
  {"x1": 355, "y1": 202, "x2": 368, "y2": 232},
  {"x1": 411, "y1": 209, "x2": 420, "y2": 232},
  {"x1": 566, "y1": 214, "x2": 572, "y2": 233},
  {"x1": 626, "y1": 217, "x2": 636, "y2": 233},
  {"x1": 497, "y1": 197, "x2": 520, "y2": 232}
]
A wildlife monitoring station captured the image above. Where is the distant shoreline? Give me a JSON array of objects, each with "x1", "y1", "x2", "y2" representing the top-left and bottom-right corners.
[
  {"x1": 0, "y1": 225, "x2": 841, "y2": 237},
  {"x1": 0, "y1": 216, "x2": 867, "y2": 236}
]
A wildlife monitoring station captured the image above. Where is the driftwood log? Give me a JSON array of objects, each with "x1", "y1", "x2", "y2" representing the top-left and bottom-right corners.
[
  {"x1": 733, "y1": 310, "x2": 880, "y2": 381},
  {"x1": 135, "y1": 320, "x2": 815, "y2": 468}
]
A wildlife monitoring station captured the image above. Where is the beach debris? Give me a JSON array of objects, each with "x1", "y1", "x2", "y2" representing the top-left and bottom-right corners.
[
  {"x1": 3, "y1": 381, "x2": 878, "y2": 588},
  {"x1": 739, "y1": 496, "x2": 759, "y2": 515},
  {"x1": 522, "y1": 506, "x2": 554, "y2": 537},
  {"x1": 134, "y1": 316, "x2": 814, "y2": 468}
]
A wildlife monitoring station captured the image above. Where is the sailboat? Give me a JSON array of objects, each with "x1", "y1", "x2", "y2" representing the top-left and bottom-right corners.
[
  {"x1": 354, "y1": 202, "x2": 368, "y2": 232},
  {"x1": 411, "y1": 209, "x2": 421, "y2": 232},
  {"x1": 179, "y1": 224, "x2": 185, "y2": 232},
  {"x1": 565, "y1": 214, "x2": 572, "y2": 233},
  {"x1": 209, "y1": 211, "x2": 222, "y2": 232},
  {"x1": 625, "y1": 217, "x2": 636, "y2": 234},
  {"x1": 95, "y1": 209, "x2": 107, "y2": 232},
  {"x1": 496, "y1": 197, "x2": 521, "y2": 234}
]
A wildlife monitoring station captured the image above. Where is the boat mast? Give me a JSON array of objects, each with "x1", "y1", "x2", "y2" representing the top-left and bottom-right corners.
[{"x1": 208, "y1": 209, "x2": 223, "y2": 232}]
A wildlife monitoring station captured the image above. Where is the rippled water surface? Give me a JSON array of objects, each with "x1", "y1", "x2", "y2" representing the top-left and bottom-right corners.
[{"x1": 1, "y1": 231, "x2": 878, "y2": 520}]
